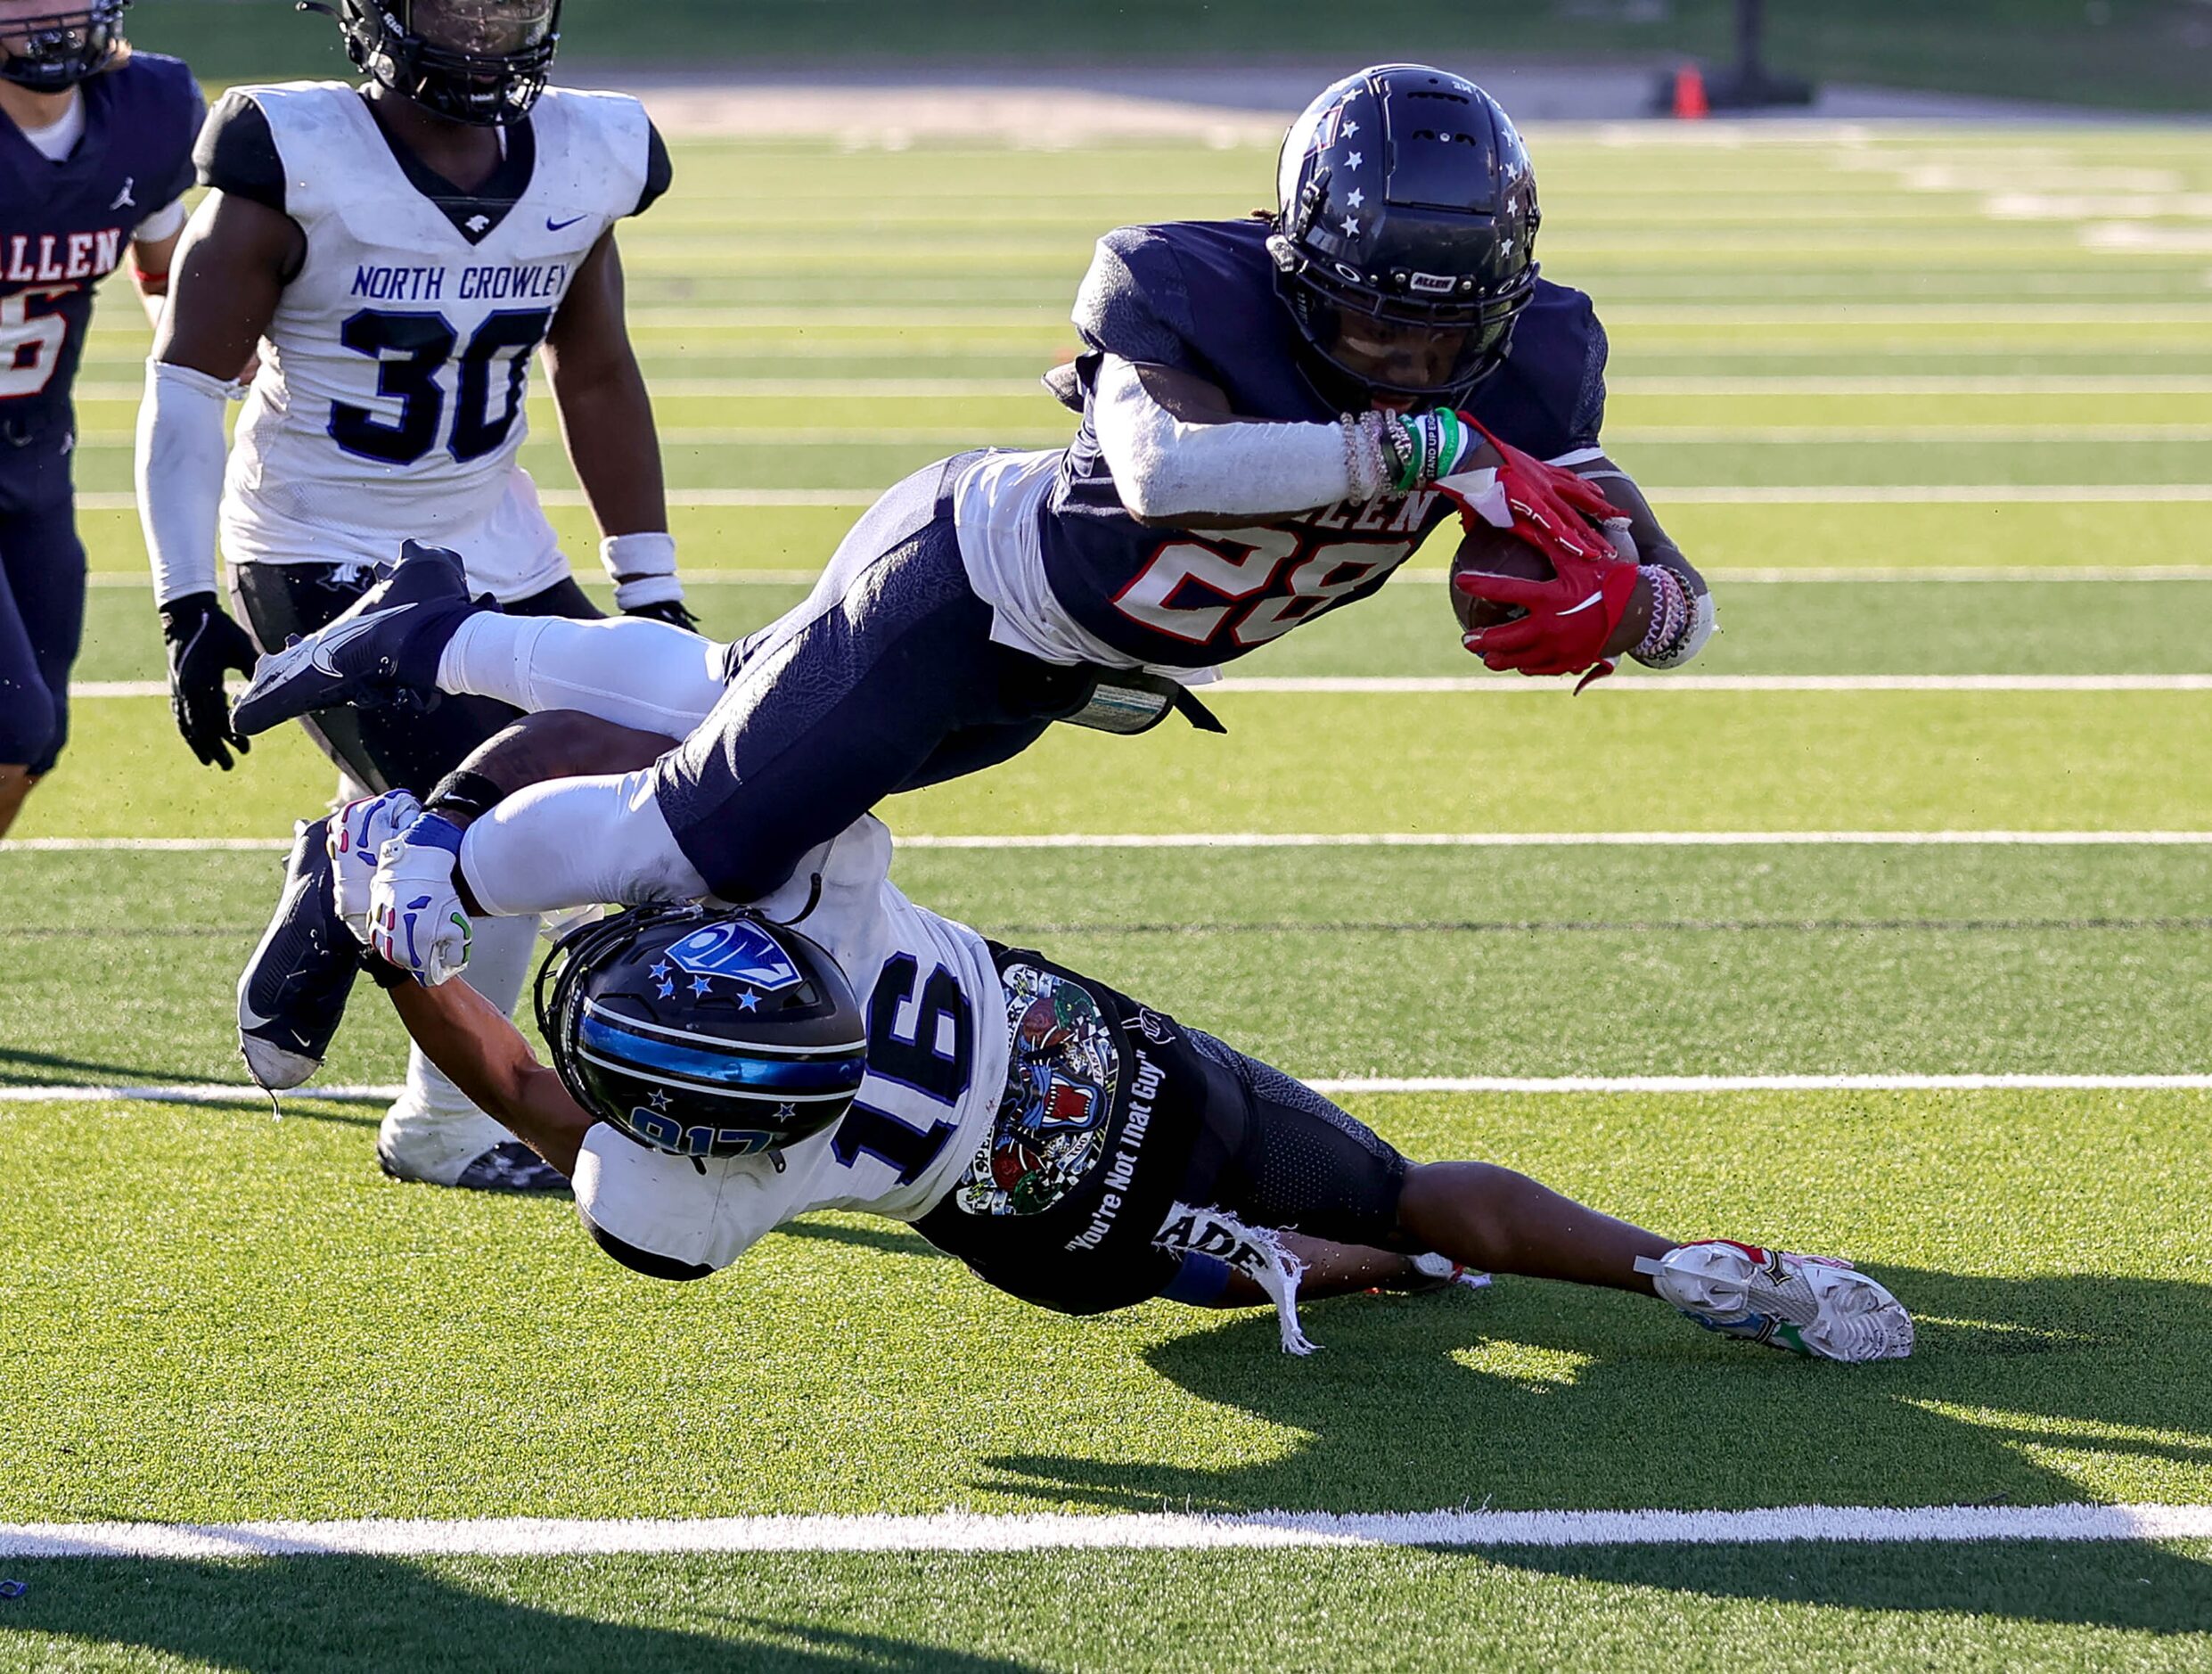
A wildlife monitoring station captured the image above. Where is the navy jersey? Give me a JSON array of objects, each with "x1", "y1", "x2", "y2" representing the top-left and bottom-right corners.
[
  {"x1": 0, "y1": 53, "x2": 201, "y2": 457},
  {"x1": 0, "y1": 53, "x2": 199, "y2": 457},
  {"x1": 1041, "y1": 217, "x2": 1608, "y2": 668}
]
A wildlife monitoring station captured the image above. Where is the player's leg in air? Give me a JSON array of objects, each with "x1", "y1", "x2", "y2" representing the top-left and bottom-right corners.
[
  {"x1": 226, "y1": 72, "x2": 1732, "y2": 926},
  {"x1": 138, "y1": 0, "x2": 695, "y2": 1190},
  {"x1": 228, "y1": 449, "x2": 1167, "y2": 912},
  {"x1": 0, "y1": 2, "x2": 201, "y2": 833}
]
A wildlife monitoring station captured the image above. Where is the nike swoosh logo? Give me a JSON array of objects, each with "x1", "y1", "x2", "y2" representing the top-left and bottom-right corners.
[
  {"x1": 1558, "y1": 591, "x2": 1607, "y2": 618},
  {"x1": 545, "y1": 213, "x2": 588, "y2": 232},
  {"x1": 239, "y1": 998, "x2": 275, "y2": 1030},
  {"x1": 307, "y1": 603, "x2": 416, "y2": 678}
]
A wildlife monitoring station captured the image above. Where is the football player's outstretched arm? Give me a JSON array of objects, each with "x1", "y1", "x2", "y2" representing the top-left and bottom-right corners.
[
  {"x1": 543, "y1": 232, "x2": 691, "y2": 627},
  {"x1": 384, "y1": 977, "x2": 594, "y2": 1175},
  {"x1": 139, "y1": 191, "x2": 302, "y2": 768},
  {"x1": 1094, "y1": 357, "x2": 1382, "y2": 529}
]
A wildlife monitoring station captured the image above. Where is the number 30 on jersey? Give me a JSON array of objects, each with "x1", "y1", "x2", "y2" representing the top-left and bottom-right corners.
[{"x1": 328, "y1": 305, "x2": 550, "y2": 466}]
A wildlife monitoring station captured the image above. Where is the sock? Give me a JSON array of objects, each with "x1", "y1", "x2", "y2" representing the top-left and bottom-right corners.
[{"x1": 437, "y1": 613, "x2": 729, "y2": 735}]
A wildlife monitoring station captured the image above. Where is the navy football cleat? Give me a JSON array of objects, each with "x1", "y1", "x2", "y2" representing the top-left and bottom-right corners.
[
  {"x1": 229, "y1": 539, "x2": 485, "y2": 738},
  {"x1": 239, "y1": 816, "x2": 361, "y2": 1091}
]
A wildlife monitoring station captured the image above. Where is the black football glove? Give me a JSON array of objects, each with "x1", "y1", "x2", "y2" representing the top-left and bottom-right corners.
[
  {"x1": 622, "y1": 596, "x2": 700, "y2": 632},
  {"x1": 159, "y1": 591, "x2": 260, "y2": 770}
]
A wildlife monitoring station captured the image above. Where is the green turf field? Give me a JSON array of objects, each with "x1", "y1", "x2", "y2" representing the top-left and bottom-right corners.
[{"x1": 5, "y1": 122, "x2": 2212, "y2": 1670}]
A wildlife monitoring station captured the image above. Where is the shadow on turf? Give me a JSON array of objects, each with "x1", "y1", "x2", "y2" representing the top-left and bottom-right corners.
[
  {"x1": 983, "y1": 1263, "x2": 2212, "y2": 1631},
  {"x1": 3, "y1": 1558, "x2": 1044, "y2": 1674}
]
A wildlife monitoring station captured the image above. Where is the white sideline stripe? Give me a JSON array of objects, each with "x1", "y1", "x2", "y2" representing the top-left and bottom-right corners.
[
  {"x1": 7, "y1": 1075, "x2": 2209, "y2": 1107},
  {"x1": 5, "y1": 1504, "x2": 2211, "y2": 1558},
  {"x1": 69, "y1": 486, "x2": 2212, "y2": 513},
  {"x1": 10, "y1": 831, "x2": 2212, "y2": 857},
  {"x1": 61, "y1": 675, "x2": 2212, "y2": 701}
]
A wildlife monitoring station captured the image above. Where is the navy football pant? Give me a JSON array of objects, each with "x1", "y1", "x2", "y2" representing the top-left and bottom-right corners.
[
  {"x1": 233, "y1": 562, "x2": 602, "y2": 797},
  {"x1": 653, "y1": 453, "x2": 1100, "y2": 902},
  {"x1": 0, "y1": 492, "x2": 86, "y2": 775}
]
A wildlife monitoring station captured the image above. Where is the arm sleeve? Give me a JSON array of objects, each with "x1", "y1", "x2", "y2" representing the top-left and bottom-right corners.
[
  {"x1": 133, "y1": 197, "x2": 188, "y2": 246},
  {"x1": 193, "y1": 89, "x2": 287, "y2": 214},
  {"x1": 135, "y1": 357, "x2": 233, "y2": 605},
  {"x1": 1091, "y1": 352, "x2": 1354, "y2": 521},
  {"x1": 631, "y1": 119, "x2": 673, "y2": 217}
]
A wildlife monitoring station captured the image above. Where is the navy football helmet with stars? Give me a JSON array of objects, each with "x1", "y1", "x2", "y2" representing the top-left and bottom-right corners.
[
  {"x1": 1268, "y1": 64, "x2": 1541, "y2": 405},
  {"x1": 535, "y1": 904, "x2": 868, "y2": 1161}
]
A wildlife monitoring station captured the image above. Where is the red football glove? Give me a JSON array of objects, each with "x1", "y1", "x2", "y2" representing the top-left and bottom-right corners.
[
  {"x1": 1455, "y1": 543, "x2": 1643, "y2": 691},
  {"x1": 1432, "y1": 416, "x2": 1625, "y2": 566}
]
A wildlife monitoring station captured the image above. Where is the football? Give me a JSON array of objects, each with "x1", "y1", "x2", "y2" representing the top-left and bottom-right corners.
[{"x1": 1447, "y1": 525, "x2": 1553, "y2": 636}]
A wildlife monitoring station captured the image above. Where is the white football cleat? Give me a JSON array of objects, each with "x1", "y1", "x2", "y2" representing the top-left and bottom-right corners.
[{"x1": 1635, "y1": 1240, "x2": 1914, "y2": 1364}]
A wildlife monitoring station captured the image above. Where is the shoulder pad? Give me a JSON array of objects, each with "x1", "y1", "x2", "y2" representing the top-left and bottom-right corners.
[
  {"x1": 1071, "y1": 225, "x2": 1202, "y2": 373},
  {"x1": 1495, "y1": 280, "x2": 1610, "y2": 457}
]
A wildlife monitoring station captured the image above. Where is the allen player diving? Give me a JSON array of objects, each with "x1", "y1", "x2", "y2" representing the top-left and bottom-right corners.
[
  {"x1": 244, "y1": 699, "x2": 1913, "y2": 1365},
  {"x1": 0, "y1": 0, "x2": 201, "y2": 836},
  {"x1": 138, "y1": 0, "x2": 695, "y2": 1191},
  {"x1": 229, "y1": 64, "x2": 1718, "y2": 949}
]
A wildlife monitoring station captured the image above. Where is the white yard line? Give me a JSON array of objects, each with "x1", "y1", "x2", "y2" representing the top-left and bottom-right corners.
[
  {"x1": 4, "y1": 1504, "x2": 2210, "y2": 1559},
  {"x1": 69, "y1": 486, "x2": 2212, "y2": 513},
  {"x1": 79, "y1": 565, "x2": 2212, "y2": 588},
  {"x1": 69, "y1": 373, "x2": 2212, "y2": 404},
  {"x1": 59, "y1": 676, "x2": 2212, "y2": 700},
  {"x1": 10, "y1": 831, "x2": 2211, "y2": 856}
]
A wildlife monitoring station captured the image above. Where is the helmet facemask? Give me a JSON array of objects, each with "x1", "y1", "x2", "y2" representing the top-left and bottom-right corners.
[
  {"x1": 1268, "y1": 65, "x2": 1543, "y2": 408},
  {"x1": 337, "y1": 0, "x2": 560, "y2": 127},
  {"x1": 0, "y1": 0, "x2": 127, "y2": 92}
]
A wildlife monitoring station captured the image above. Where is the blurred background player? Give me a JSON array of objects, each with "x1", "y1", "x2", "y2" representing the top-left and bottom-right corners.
[
  {"x1": 0, "y1": 0, "x2": 199, "y2": 835},
  {"x1": 136, "y1": 0, "x2": 693, "y2": 1191},
  {"x1": 232, "y1": 66, "x2": 1716, "y2": 945}
]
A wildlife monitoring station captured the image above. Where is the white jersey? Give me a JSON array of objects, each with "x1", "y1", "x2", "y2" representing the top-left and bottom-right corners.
[
  {"x1": 212, "y1": 81, "x2": 658, "y2": 600},
  {"x1": 572, "y1": 816, "x2": 1010, "y2": 1275}
]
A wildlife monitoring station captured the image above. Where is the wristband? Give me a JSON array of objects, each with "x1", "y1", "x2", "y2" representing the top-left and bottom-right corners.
[
  {"x1": 423, "y1": 767, "x2": 506, "y2": 826},
  {"x1": 401, "y1": 811, "x2": 466, "y2": 858},
  {"x1": 601, "y1": 529, "x2": 676, "y2": 584},
  {"x1": 614, "y1": 573, "x2": 685, "y2": 611}
]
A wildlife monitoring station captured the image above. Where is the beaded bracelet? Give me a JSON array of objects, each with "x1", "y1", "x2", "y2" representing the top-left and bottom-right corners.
[{"x1": 1632, "y1": 565, "x2": 1692, "y2": 666}]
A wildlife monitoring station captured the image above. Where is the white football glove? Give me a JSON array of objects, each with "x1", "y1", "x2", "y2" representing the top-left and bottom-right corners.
[
  {"x1": 327, "y1": 791, "x2": 423, "y2": 945},
  {"x1": 368, "y1": 811, "x2": 472, "y2": 986}
]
